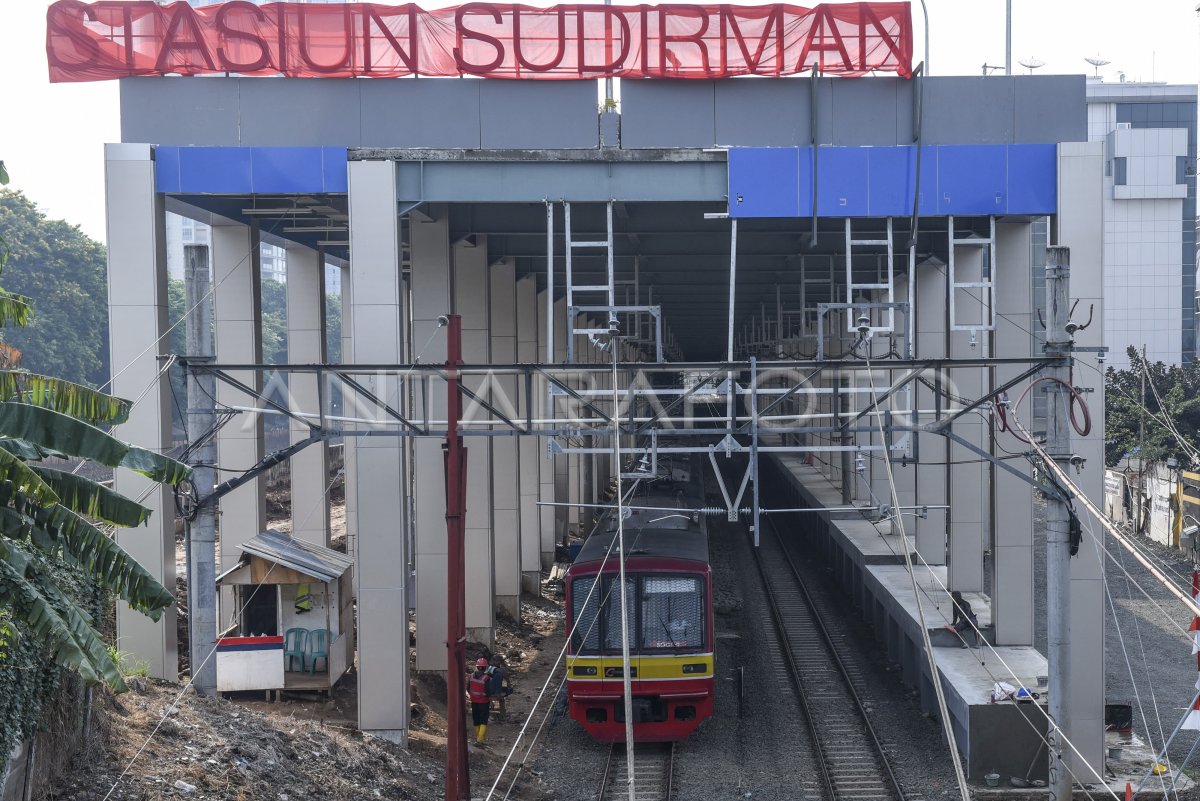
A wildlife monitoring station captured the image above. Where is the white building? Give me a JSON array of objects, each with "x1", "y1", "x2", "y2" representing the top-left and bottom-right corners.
[{"x1": 1086, "y1": 81, "x2": 1198, "y2": 367}]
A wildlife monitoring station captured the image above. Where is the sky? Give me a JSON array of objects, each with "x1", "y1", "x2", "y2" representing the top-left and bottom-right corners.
[{"x1": 2, "y1": 0, "x2": 1198, "y2": 244}]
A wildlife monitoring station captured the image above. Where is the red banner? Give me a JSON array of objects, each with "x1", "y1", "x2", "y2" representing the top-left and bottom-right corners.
[{"x1": 46, "y1": 1, "x2": 912, "y2": 82}]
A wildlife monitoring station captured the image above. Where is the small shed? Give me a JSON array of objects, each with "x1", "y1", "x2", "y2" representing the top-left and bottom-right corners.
[{"x1": 215, "y1": 530, "x2": 354, "y2": 695}]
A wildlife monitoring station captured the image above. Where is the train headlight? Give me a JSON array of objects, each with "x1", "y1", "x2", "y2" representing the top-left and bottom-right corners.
[
  {"x1": 682, "y1": 663, "x2": 707, "y2": 674},
  {"x1": 572, "y1": 665, "x2": 598, "y2": 676}
]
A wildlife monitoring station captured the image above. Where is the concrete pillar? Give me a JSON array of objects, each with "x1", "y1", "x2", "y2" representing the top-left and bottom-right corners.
[
  {"x1": 913, "y1": 257, "x2": 949, "y2": 564},
  {"x1": 104, "y1": 143, "x2": 177, "y2": 680},
  {"x1": 517, "y1": 276, "x2": 542, "y2": 590},
  {"x1": 1056, "y1": 140, "x2": 1107, "y2": 776},
  {"x1": 347, "y1": 160, "x2": 408, "y2": 741},
  {"x1": 993, "y1": 221, "x2": 1035, "y2": 645},
  {"x1": 947, "y1": 245, "x2": 987, "y2": 592},
  {"x1": 340, "y1": 263, "x2": 358, "y2": 593},
  {"x1": 537, "y1": 288, "x2": 557, "y2": 567},
  {"x1": 410, "y1": 207, "x2": 451, "y2": 672},
  {"x1": 211, "y1": 219, "x2": 265, "y2": 628},
  {"x1": 456, "y1": 238, "x2": 496, "y2": 642},
  {"x1": 553, "y1": 297, "x2": 571, "y2": 539},
  {"x1": 284, "y1": 244, "x2": 330, "y2": 545},
  {"x1": 489, "y1": 257, "x2": 521, "y2": 619}
]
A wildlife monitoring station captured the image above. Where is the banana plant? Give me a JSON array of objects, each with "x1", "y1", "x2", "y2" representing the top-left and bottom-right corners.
[{"x1": 0, "y1": 170, "x2": 189, "y2": 690}]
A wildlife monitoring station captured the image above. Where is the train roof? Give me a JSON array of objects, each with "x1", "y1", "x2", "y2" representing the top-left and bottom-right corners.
[{"x1": 573, "y1": 520, "x2": 709, "y2": 567}]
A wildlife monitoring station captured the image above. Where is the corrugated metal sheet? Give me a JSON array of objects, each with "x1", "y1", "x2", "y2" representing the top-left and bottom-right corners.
[{"x1": 237, "y1": 529, "x2": 352, "y2": 584}]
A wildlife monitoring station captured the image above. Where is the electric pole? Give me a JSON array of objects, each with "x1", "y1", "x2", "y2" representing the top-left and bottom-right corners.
[
  {"x1": 1043, "y1": 245, "x2": 1073, "y2": 801},
  {"x1": 444, "y1": 315, "x2": 470, "y2": 801},
  {"x1": 1139, "y1": 344, "x2": 1147, "y2": 533},
  {"x1": 183, "y1": 244, "x2": 217, "y2": 697}
]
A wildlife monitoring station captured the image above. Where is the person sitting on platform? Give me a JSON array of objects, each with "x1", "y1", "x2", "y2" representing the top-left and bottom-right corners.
[{"x1": 946, "y1": 590, "x2": 979, "y2": 648}]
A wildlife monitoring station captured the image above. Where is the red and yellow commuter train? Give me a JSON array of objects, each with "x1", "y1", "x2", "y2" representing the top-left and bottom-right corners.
[{"x1": 564, "y1": 495, "x2": 714, "y2": 742}]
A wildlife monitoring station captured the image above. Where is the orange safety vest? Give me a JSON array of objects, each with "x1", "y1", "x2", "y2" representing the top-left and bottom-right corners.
[{"x1": 468, "y1": 671, "x2": 490, "y2": 704}]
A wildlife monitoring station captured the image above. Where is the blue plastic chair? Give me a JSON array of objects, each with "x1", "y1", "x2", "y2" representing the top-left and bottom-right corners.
[
  {"x1": 308, "y1": 628, "x2": 329, "y2": 674},
  {"x1": 284, "y1": 628, "x2": 308, "y2": 672}
]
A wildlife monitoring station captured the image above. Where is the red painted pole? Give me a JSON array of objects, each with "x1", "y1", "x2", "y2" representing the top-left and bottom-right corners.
[{"x1": 444, "y1": 315, "x2": 470, "y2": 800}]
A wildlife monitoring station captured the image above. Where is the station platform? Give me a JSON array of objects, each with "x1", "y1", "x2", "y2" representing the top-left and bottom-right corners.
[{"x1": 766, "y1": 454, "x2": 1051, "y2": 782}]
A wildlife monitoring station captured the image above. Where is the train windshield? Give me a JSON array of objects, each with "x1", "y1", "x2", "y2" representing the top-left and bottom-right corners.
[
  {"x1": 570, "y1": 573, "x2": 705, "y2": 654},
  {"x1": 641, "y1": 576, "x2": 704, "y2": 650}
]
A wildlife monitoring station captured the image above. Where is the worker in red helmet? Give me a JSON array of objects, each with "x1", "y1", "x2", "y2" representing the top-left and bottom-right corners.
[{"x1": 468, "y1": 657, "x2": 493, "y2": 746}]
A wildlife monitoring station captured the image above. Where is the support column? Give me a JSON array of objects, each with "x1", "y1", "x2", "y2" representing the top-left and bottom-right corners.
[
  {"x1": 340, "y1": 263, "x2": 358, "y2": 594},
  {"x1": 914, "y1": 257, "x2": 949, "y2": 564},
  {"x1": 553, "y1": 297, "x2": 571, "y2": 540},
  {"x1": 947, "y1": 246, "x2": 987, "y2": 592},
  {"x1": 517, "y1": 275, "x2": 542, "y2": 592},
  {"x1": 411, "y1": 207, "x2": 451, "y2": 672},
  {"x1": 993, "y1": 222, "x2": 1035, "y2": 645},
  {"x1": 211, "y1": 219, "x2": 265, "y2": 629},
  {"x1": 456, "y1": 239, "x2": 496, "y2": 644},
  {"x1": 1056, "y1": 141, "x2": 1106, "y2": 778},
  {"x1": 489, "y1": 257, "x2": 521, "y2": 619},
  {"x1": 104, "y1": 143, "x2": 176, "y2": 680},
  {"x1": 537, "y1": 288, "x2": 557, "y2": 567},
  {"x1": 285, "y1": 244, "x2": 330, "y2": 545},
  {"x1": 347, "y1": 160, "x2": 408, "y2": 741}
]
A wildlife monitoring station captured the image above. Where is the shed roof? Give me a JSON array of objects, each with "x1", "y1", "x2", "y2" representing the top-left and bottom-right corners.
[{"x1": 225, "y1": 529, "x2": 353, "y2": 584}]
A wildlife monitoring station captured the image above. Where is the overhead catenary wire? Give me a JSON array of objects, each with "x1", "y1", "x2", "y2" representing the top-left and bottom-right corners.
[
  {"x1": 482, "y1": 479, "x2": 648, "y2": 801},
  {"x1": 861, "y1": 350, "x2": 972, "y2": 801},
  {"x1": 853, "y1": 346, "x2": 1114, "y2": 796},
  {"x1": 1096, "y1": 528, "x2": 1177, "y2": 801}
]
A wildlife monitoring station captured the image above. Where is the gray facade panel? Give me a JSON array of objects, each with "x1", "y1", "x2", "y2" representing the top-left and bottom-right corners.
[
  {"x1": 828, "y1": 79, "x2": 909, "y2": 146},
  {"x1": 360, "y1": 80, "x2": 482, "y2": 149},
  {"x1": 620, "y1": 81, "x2": 717, "y2": 148},
  {"x1": 238, "y1": 79, "x2": 364, "y2": 146},
  {"x1": 921, "y1": 77, "x2": 1014, "y2": 145},
  {"x1": 120, "y1": 77, "x2": 243, "y2": 146},
  {"x1": 121, "y1": 74, "x2": 1087, "y2": 151},
  {"x1": 1014, "y1": 76, "x2": 1087, "y2": 144},
  {"x1": 479, "y1": 82, "x2": 599, "y2": 149},
  {"x1": 714, "y1": 80, "x2": 807, "y2": 146}
]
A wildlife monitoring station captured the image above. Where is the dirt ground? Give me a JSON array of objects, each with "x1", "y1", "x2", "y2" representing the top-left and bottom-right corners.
[{"x1": 50, "y1": 489, "x2": 572, "y2": 800}]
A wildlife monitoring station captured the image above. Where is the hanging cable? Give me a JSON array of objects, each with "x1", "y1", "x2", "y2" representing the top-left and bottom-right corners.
[
  {"x1": 995, "y1": 375, "x2": 1092, "y2": 444},
  {"x1": 861, "y1": 349, "x2": 972, "y2": 801}
]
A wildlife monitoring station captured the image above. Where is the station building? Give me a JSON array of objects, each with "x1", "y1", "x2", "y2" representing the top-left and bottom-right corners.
[{"x1": 61, "y1": 0, "x2": 1125, "y2": 782}]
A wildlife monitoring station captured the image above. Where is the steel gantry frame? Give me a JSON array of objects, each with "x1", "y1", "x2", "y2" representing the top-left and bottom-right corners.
[
  {"x1": 181, "y1": 354, "x2": 1064, "y2": 529},
  {"x1": 180, "y1": 210, "x2": 1064, "y2": 540}
]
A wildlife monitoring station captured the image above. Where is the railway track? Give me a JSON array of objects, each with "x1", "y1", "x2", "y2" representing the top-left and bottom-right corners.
[
  {"x1": 754, "y1": 516, "x2": 909, "y2": 801},
  {"x1": 597, "y1": 742, "x2": 674, "y2": 801}
]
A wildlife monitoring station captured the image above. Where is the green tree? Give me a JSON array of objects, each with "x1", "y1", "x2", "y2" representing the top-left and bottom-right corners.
[
  {"x1": 1105, "y1": 346, "x2": 1200, "y2": 467},
  {"x1": 0, "y1": 191, "x2": 110, "y2": 388},
  {"x1": 0, "y1": 170, "x2": 189, "y2": 694}
]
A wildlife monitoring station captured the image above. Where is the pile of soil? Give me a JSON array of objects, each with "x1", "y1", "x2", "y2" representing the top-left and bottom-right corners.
[{"x1": 51, "y1": 678, "x2": 446, "y2": 800}]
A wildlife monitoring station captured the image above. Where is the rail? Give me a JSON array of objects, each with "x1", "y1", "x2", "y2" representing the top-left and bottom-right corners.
[
  {"x1": 598, "y1": 742, "x2": 674, "y2": 801},
  {"x1": 754, "y1": 514, "x2": 908, "y2": 801}
]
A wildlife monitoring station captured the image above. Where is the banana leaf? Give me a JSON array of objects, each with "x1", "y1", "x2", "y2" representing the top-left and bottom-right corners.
[
  {"x1": 0, "y1": 550, "x2": 126, "y2": 690},
  {"x1": 0, "y1": 289, "x2": 33, "y2": 328},
  {"x1": 0, "y1": 371, "x2": 130, "y2": 426},
  {"x1": 120, "y1": 445, "x2": 191, "y2": 486},
  {"x1": 0, "y1": 505, "x2": 35, "y2": 547},
  {"x1": 31, "y1": 504, "x2": 174, "y2": 617},
  {"x1": 30, "y1": 467, "x2": 151, "y2": 527},
  {"x1": 0, "y1": 438, "x2": 60, "y2": 462},
  {"x1": 0, "y1": 447, "x2": 58, "y2": 507},
  {"x1": 0, "y1": 403, "x2": 190, "y2": 485}
]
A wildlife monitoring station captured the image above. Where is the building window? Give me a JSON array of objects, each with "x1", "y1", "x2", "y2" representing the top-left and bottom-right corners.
[{"x1": 1113, "y1": 157, "x2": 1127, "y2": 186}]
